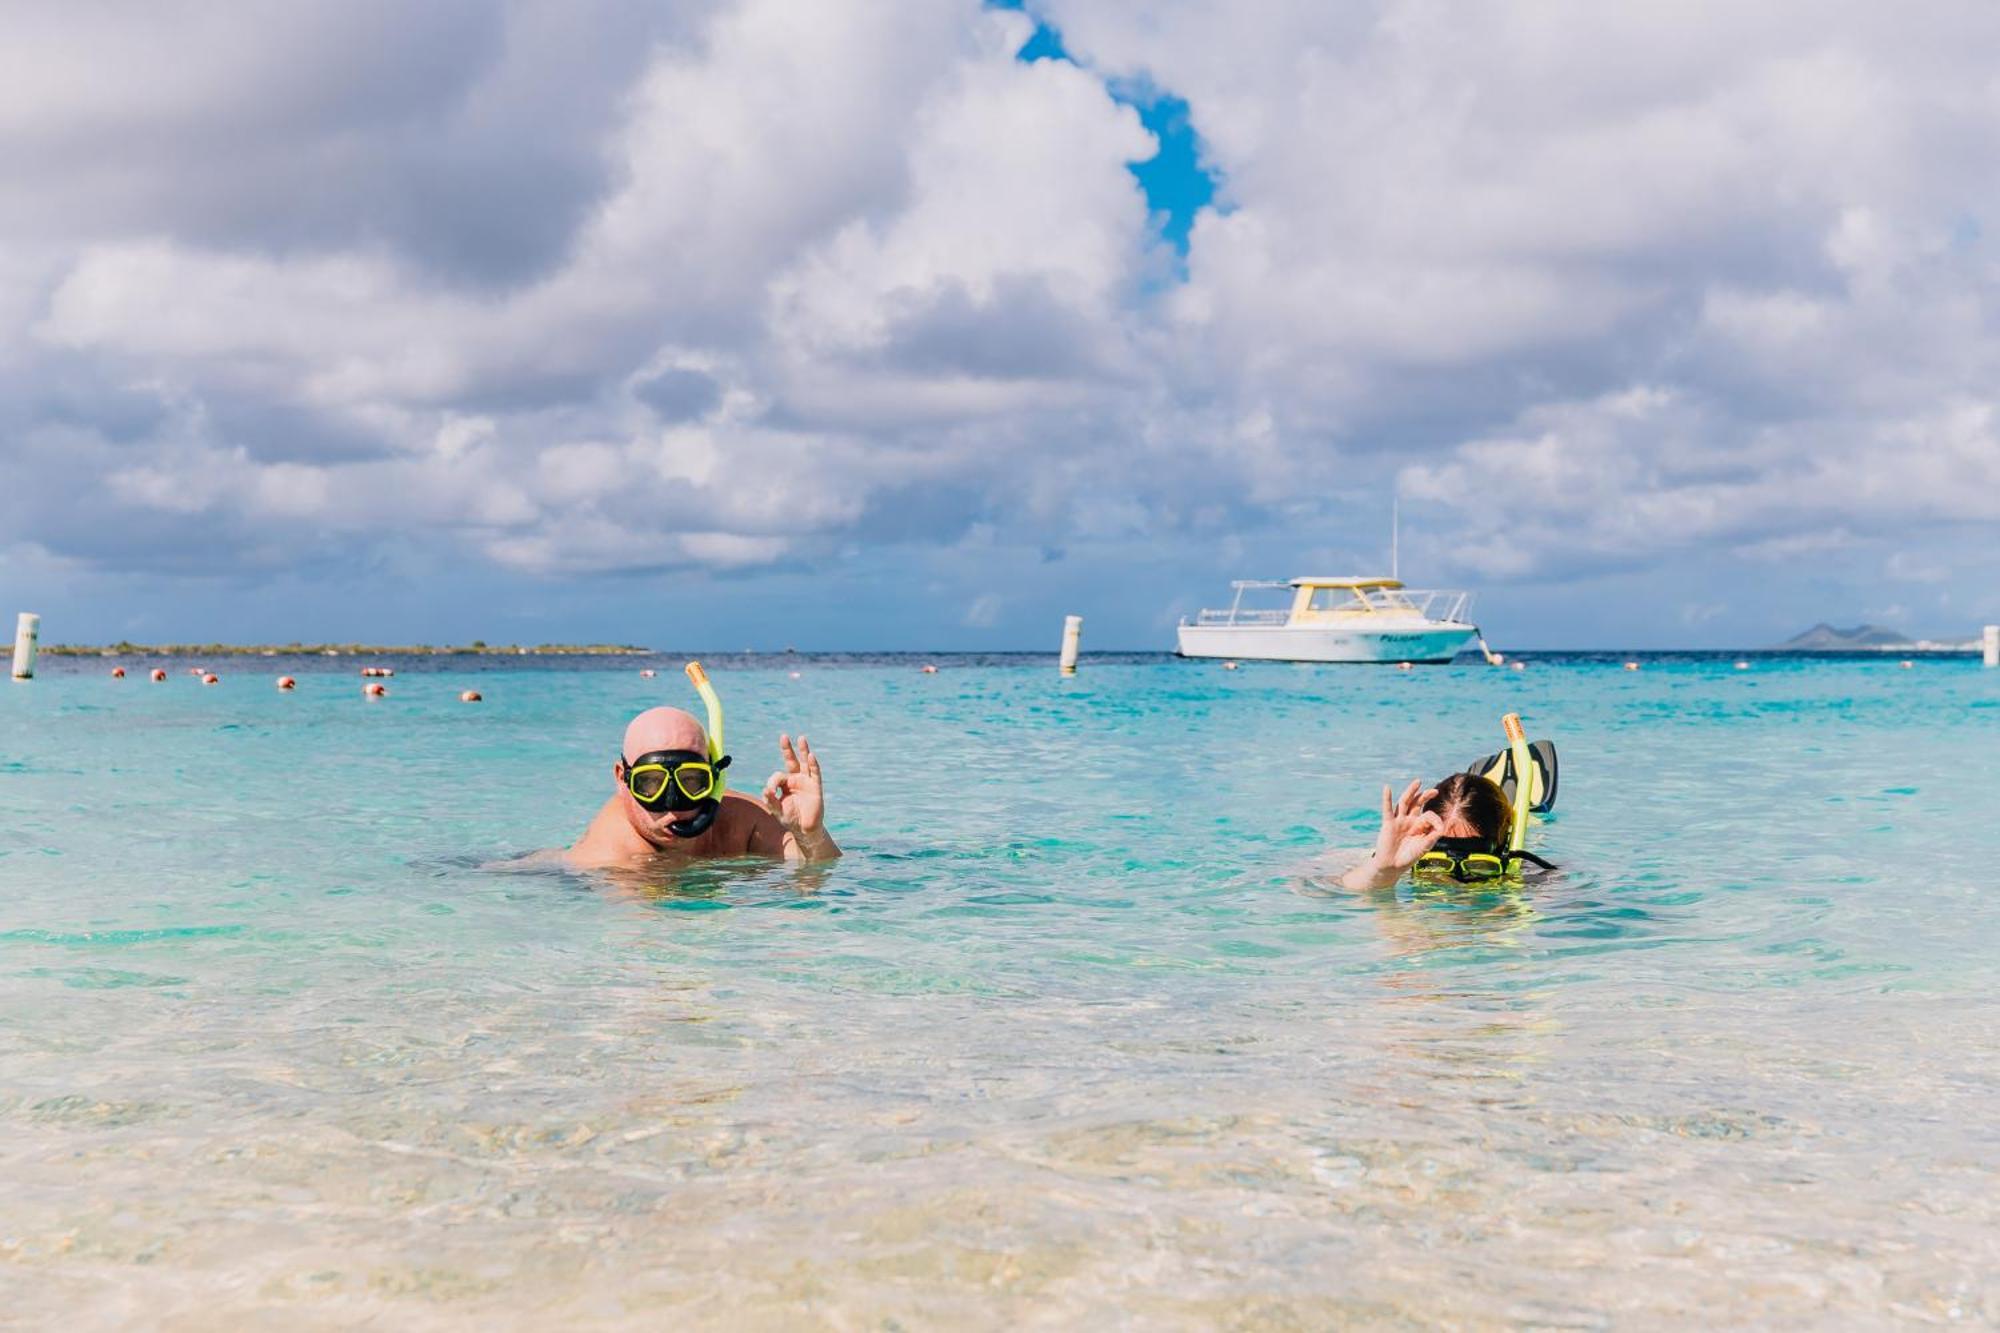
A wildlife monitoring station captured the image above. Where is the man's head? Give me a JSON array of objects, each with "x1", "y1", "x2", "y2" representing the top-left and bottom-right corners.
[{"x1": 614, "y1": 706, "x2": 720, "y2": 843}]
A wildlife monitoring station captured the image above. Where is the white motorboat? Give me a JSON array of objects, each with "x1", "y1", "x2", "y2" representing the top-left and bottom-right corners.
[{"x1": 1176, "y1": 577, "x2": 1480, "y2": 664}]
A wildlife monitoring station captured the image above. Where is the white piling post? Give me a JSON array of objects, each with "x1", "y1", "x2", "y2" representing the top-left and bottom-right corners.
[
  {"x1": 1984, "y1": 624, "x2": 1998, "y2": 668},
  {"x1": 1059, "y1": 615, "x2": 1082, "y2": 676},
  {"x1": 11, "y1": 613, "x2": 39, "y2": 680}
]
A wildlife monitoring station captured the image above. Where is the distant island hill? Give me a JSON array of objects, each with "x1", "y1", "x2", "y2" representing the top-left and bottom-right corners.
[
  {"x1": 0, "y1": 641, "x2": 650, "y2": 658},
  {"x1": 1773, "y1": 623, "x2": 1981, "y2": 652}
]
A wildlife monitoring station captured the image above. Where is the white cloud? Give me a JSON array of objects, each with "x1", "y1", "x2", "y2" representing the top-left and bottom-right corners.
[
  {"x1": 962, "y1": 592, "x2": 1004, "y2": 628},
  {"x1": 4, "y1": 0, "x2": 1999, "y2": 637}
]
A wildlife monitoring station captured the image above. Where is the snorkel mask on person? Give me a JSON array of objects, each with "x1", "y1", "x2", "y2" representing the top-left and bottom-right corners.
[
  {"x1": 621, "y1": 662, "x2": 732, "y2": 838},
  {"x1": 1413, "y1": 837, "x2": 1556, "y2": 883}
]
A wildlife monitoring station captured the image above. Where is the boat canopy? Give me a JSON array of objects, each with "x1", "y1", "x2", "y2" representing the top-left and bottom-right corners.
[
  {"x1": 1195, "y1": 577, "x2": 1471, "y2": 628},
  {"x1": 1288, "y1": 577, "x2": 1405, "y2": 589}
]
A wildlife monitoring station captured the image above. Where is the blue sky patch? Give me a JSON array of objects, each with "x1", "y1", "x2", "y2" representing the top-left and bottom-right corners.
[{"x1": 989, "y1": 0, "x2": 1218, "y2": 256}]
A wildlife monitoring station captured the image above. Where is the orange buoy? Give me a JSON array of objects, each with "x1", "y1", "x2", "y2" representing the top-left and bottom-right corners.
[
  {"x1": 111, "y1": 666, "x2": 126, "y2": 679},
  {"x1": 201, "y1": 673, "x2": 220, "y2": 685},
  {"x1": 150, "y1": 668, "x2": 168, "y2": 682},
  {"x1": 459, "y1": 689, "x2": 482, "y2": 703},
  {"x1": 277, "y1": 676, "x2": 297, "y2": 691},
  {"x1": 364, "y1": 681, "x2": 387, "y2": 698}
]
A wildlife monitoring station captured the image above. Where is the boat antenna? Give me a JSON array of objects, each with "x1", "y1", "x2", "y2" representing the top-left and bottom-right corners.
[{"x1": 1391, "y1": 489, "x2": 1400, "y2": 580}]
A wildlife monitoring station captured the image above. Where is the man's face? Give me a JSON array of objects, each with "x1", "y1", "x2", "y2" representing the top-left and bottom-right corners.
[{"x1": 615, "y1": 706, "x2": 712, "y2": 845}]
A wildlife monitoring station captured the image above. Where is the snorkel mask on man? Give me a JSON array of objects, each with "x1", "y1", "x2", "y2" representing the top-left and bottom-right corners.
[{"x1": 619, "y1": 663, "x2": 732, "y2": 838}]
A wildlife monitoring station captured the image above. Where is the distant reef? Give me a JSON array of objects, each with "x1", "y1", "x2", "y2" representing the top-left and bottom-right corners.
[
  {"x1": 1772, "y1": 623, "x2": 1976, "y2": 651},
  {"x1": 3, "y1": 641, "x2": 651, "y2": 658}
]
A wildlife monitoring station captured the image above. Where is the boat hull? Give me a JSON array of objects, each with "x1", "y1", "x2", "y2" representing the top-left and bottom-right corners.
[{"x1": 1176, "y1": 622, "x2": 1478, "y2": 664}]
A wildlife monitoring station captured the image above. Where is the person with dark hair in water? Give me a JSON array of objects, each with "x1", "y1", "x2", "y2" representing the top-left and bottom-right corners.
[{"x1": 1339, "y1": 772, "x2": 1554, "y2": 892}]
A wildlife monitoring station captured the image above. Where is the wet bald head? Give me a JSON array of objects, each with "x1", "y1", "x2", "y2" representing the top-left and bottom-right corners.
[{"x1": 623, "y1": 706, "x2": 707, "y2": 758}]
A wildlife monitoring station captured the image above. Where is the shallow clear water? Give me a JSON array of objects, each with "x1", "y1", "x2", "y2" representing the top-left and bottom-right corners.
[{"x1": 3, "y1": 652, "x2": 1997, "y2": 1327}]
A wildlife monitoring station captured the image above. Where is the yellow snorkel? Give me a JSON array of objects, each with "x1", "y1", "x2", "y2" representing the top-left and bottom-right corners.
[
  {"x1": 1502, "y1": 712, "x2": 1532, "y2": 852},
  {"x1": 684, "y1": 661, "x2": 727, "y2": 795}
]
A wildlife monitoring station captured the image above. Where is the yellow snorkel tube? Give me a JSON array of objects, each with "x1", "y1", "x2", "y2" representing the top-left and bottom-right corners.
[
  {"x1": 684, "y1": 661, "x2": 727, "y2": 796},
  {"x1": 1502, "y1": 712, "x2": 1532, "y2": 852}
]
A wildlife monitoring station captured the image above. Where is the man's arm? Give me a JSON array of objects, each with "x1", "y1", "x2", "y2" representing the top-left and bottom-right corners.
[
  {"x1": 783, "y1": 824, "x2": 841, "y2": 863},
  {"x1": 735, "y1": 799, "x2": 839, "y2": 861}
]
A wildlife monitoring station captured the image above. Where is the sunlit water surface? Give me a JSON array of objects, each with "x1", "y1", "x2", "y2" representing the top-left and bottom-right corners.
[{"x1": 3, "y1": 653, "x2": 1997, "y2": 1328}]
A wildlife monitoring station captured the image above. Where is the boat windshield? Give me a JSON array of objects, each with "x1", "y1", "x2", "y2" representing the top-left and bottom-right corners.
[
  {"x1": 1192, "y1": 581, "x2": 1292, "y2": 627},
  {"x1": 1307, "y1": 584, "x2": 1425, "y2": 613}
]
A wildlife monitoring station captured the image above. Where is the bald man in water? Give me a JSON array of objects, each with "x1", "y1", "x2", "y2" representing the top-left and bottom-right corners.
[{"x1": 566, "y1": 707, "x2": 840, "y2": 867}]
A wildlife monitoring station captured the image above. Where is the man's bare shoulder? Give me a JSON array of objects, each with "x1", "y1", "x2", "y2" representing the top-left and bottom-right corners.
[
  {"x1": 562, "y1": 795, "x2": 647, "y2": 867},
  {"x1": 717, "y1": 792, "x2": 785, "y2": 856}
]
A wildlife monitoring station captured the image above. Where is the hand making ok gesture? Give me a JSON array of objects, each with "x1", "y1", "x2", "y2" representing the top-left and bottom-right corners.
[
  {"x1": 762, "y1": 733, "x2": 826, "y2": 838},
  {"x1": 1372, "y1": 778, "x2": 1443, "y2": 871}
]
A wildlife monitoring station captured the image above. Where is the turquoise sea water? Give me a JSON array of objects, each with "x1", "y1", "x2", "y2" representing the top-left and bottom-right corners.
[{"x1": 3, "y1": 652, "x2": 1997, "y2": 1327}]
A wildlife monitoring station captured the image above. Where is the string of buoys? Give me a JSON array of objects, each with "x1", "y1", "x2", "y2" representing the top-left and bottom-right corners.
[
  {"x1": 106, "y1": 665, "x2": 501, "y2": 702},
  {"x1": 73, "y1": 648, "x2": 1971, "y2": 711}
]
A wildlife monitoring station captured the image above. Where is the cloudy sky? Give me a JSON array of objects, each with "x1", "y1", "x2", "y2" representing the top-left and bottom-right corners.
[{"x1": 4, "y1": 0, "x2": 1997, "y2": 649}]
